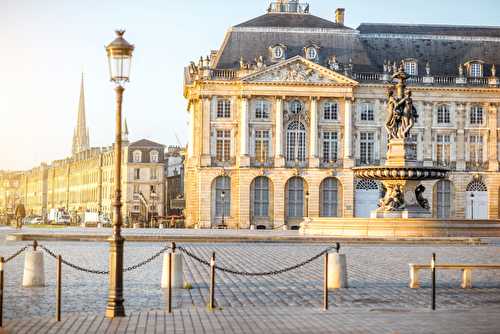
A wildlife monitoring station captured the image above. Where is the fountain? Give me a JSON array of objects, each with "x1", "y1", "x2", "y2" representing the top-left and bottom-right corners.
[{"x1": 353, "y1": 63, "x2": 448, "y2": 218}]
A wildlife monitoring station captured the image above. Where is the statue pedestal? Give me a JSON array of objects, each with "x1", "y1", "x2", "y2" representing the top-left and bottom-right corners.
[
  {"x1": 373, "y1": 179, "x2": 431, "y2": 219},
  {"x1": 386, "y1": 139, "x2": 418, "y2": 167}
]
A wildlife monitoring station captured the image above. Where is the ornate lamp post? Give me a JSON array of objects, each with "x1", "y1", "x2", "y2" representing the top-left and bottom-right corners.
[
  {"x1": 221, "y1": 190, "x2": 226, "y2": 228},
  {"x1": 470, "y1": 193, "x2": 475, "y2": 220},
  {"x1": 105, "y1": 30, "x2": 134, "y2": 319},
  {"x1": 305, "y1": 190, "x2": 310, "y2": 218}
]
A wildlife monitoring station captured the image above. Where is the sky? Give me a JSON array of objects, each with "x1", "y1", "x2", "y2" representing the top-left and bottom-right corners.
[{"x1": 1, "y1": 0, "x2": 500, "y2": 170}]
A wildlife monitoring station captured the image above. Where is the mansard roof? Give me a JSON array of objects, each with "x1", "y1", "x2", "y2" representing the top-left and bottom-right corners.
[
  {"x1": 358, "y1": 23, "x2": 500, "y2": 38},
  {"x1": 129, "y1": 139, "x2": 164, "y2": 148},
  {"x1": 235, "y1": 13, "x2": 351, "y2": 29}
]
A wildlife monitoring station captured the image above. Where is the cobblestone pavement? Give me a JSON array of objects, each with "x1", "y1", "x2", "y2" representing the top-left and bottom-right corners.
[{"x1": 5, "y1": 307, "x2": 500, "y2": 334}]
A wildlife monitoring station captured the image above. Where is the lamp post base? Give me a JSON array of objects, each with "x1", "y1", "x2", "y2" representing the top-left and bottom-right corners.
[{"x1": 105, "y1": 236, "x2": 125, "y2": 318}]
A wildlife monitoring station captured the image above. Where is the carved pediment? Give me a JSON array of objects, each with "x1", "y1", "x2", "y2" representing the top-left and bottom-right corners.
[{"x1": 242, "y1": 56, "x2": 358, "y2": 85}]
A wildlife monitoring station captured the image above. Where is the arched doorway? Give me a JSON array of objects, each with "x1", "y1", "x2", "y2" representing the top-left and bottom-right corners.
[
  {"x1": 286, "y1": 177, "x2": 306, "y2": 222},
  {"x1": 465, "y1": 180, "x2": 488, "y2": 219},
  {"x1": 212, "y1": 176, "x2": 231, "y2": 226},
  {"x1": 320, "y1": 177, "x2": 339, "y2": 217},
  {"x1": 355, "y1": 179, "x2": 380, "y2": 217},
  {"x1": 250, "y1": 176, "x2": 272, "y2": 226}
]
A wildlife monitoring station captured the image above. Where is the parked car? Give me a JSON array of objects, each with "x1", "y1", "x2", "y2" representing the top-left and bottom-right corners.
[
  {"x1": 56, "y1": 215, "x2": 71, "y2": 225},
  {"x1": 30, "y1": 217, "x2": 44, "y2": 225}
]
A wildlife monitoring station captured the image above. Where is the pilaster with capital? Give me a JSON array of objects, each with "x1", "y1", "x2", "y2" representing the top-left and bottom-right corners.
[
  {"x1": 187, "y1": 101, "x2": 196, "y2": 159},
  {"x1": 422, "y1": 103, "x2": 433, "y2": 166},
  {"x1": 488, "y1": 103, "x2": 498, "y2": 171},
  {"x1": 200, "y1": 96, "x2": 212, "y2": 166},
  {"x1": 456, "y1": 103, "x2": 466, "y2": 171},
  {"x1": 343, "y1": 98, "x2": 354, "y2": 168},
  {"x1": 274, "y1": 97, "x2": 285, "y2": 167},
  {"x1": 240, "y1": 96, "x2": 250, "y2": 167},
  {"x1": 308, "y1": 97, "x2": 319, "y2": 167}
]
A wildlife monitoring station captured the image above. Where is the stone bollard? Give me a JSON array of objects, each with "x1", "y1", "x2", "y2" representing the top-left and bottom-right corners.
[
  {"x1": 250, "y1": 225, "x2": 255, "y2": 230},
  {"x1": 327, "y1": 253, "x2": 348, "y2": 289},
  {"x1": 161, "y1": 251, "x2": 184, "y2": 289},
  {"x1": 22, "y1": 250, "x2": 45, "y2": 287},
  {"x1": 159, "y1": 223, "x2": 165, "y2": 229},
  {"x1": 97, "y1": 222, "x2": 102, "y2": 229},
  {"x1": 282, "y1": 225, "x2": 288, "y2": 231}
]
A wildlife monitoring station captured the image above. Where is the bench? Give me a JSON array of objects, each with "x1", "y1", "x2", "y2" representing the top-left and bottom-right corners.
[{"x1": 409, "y1": 263, "x2": 500, "y2": 289}]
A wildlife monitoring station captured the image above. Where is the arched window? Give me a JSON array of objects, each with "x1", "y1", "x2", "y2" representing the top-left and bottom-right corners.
[
  {"x1": 436, "y1": 180, "x2": 452, "y2": 218},
  {"x1": 286, "y1": 121, "x2": 306, "y2": 162},
  {"x1": 305, "y1": 47, "x2": 318, "y2": 61},
  {"x1": 469, "y1": 62, "x2": 483, "y2": 78},
  {"x1": 214, "y1": 176, "x2": 230, "y2": 218},
  {"x1": 320, "y1": 178, "x2": 339, "y2": 217},
  {"x1": 253, "y1": 177, "x2": 270, "y2": 218},
  {"x1": 437, "y1": 105, "x2": 450, "y2": 124},
  {"x1": 150, "y1": 150, "x2": 159, "y2": 163},
  {"x1": 273, "y1": 46, "x2": 284, "y2": 59},
  {"x1": 404, "y1": 60, "x2": 418, "y2": 76},
  {"x1": 287, "y1": 177, "x2": 304, "y2": 218},
  {"x1": 133, "y1": 150, "x2": 142, "y2": 163},
  {"x1": 466, "y1": 181, "x2": 487, "y2": 192}
]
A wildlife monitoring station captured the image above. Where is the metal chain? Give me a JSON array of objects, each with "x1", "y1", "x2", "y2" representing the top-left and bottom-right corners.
[
  {"x1": 39, "y1": 244, "x2": 170, "y2": 275},
  {"x1": 178, "y1": 245, "x2": 339, "y2": 277},
  {"x1": 5, "y1": 245, "x2": 30, "y2": 263}
]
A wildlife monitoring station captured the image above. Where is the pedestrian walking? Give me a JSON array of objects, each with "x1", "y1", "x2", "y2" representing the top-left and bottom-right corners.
[{"x1": 14, "y1": 202, "x2": 26, "y2": 229}]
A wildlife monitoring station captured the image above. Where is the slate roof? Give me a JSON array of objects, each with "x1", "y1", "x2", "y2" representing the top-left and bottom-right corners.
[
  {"x1": 358, "y1": 23, "x2": 500, "y2": 38},
  {"x1": 129, "y1": 139, "x2": 164, "y2": 148},
  {"x1": 212, "y1": 12, "x2": 500, "y2": 76},
  {"x1": 235, "y1": 13, "x2": 351, "y2": 29}
]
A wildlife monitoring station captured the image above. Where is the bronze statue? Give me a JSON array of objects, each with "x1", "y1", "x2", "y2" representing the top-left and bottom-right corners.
[
  {"x1": 379, "y1": 184, "x2": 405, "y2": 211},
  {"x1": 415, "y1": 185, "x2": 430, "y2": 210},
  {"x1": 385, "y1": 62, "x2": 418, "y2": 140}
]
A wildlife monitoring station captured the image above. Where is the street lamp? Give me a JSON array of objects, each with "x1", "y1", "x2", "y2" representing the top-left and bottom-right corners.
[
  {"x1": 470, "y1": 193, "x2": 475, "y2": 220},
  {"x1": 305, "y1": 190, "x2": 310, "y2": 218},
  {"x1": 105, "y1": 30, "x2": 134, "y2": 319},
  {"x1": 221, "y1": 190, "x2": 226, "y2": 228}
]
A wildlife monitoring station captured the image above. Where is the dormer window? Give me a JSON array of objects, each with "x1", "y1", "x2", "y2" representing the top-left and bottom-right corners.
[
  {"x1": 150, "y1": 150, "x2": 159, "y2": 163},
  {"x1": 403, "y1": 60, "x2": 418, "y2": 76},
  {"x1": 133, "y1": 150, "x2": 142, "y2": 163},
  {"x1": 469, "y1": 62, "x2": 483, "y2": 78},
  {"x1": 270, "y1": 44, "x2": 286, "y2": 61},
  {"x1": 305, "y1": 47, "x2": 318, "y2": 61}
]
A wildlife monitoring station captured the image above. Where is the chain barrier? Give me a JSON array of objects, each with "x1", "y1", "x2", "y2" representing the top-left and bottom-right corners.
[
  {"x1": 39, "y1": 244, "x2": 171, "y2": 275},
  {"x1": 4, "y1": 245, "x2": 30, "y2": 263},
  {"x1": 178, "y1": 245, "x2": 339, "y2": 277}
]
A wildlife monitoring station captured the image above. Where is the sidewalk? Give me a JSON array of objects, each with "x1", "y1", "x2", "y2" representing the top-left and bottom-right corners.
[{"x1": 4, "y1": 306, "x2": 500, "y2": 334}]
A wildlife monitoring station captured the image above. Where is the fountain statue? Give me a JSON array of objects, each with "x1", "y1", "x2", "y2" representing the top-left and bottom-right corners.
[{"x1": 353, "y1": 62, "x2": 448, "y2": 218}]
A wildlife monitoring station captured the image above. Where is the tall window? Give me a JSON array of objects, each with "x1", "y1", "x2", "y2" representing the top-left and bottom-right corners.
[
  {"x1": 404, "y1": 61, "x2": 418, "y2": 75},
  {"x1": 437, "y1": 105, "x2": 450, "y2": 124},
  {"x1": 287, "y1": 177, "x2": 304, "y2": 218},
  {"x1": 134, "y1": 168, "x2": 140, "y2": 180},
  {"x1": 321, "y1": 178, "x2": 338, "y2": 217},
  {"x1": 470, "y1": 106, "x2": 483, "y2": 125},
  {"x1": 469, "y1": 135, "x2": 484, "y2": 163},
  {"x1": 360, "y1": 103, "x2": 374, "y2": 121},
  {"x1": 290, "y1": 100, "x2": 303, "y2": 114},
  {"x1": 150, "y1": 167, "x2": 158, "y2": 180},
  {"x1": 216, "y1": 130, "x2": 231, "y2": 162},
  {"x1": 217, "y1": 99, "x2": 231, "y2": 118},
  {"x1": 215, "y1": 176, "x2": 230, "y2": 217},
  {"x1": 133, "y1": 184, "x2": 140, "y2": 194},
  {"x1": 359, "y1": 132, "x2": 375, "y2": 165},
  {"x1": 286, "y1": 121, "x2": 306, "y2": 162},
  {"x1": 253, "y1": 177, "x2": 269, "y2": 218},
  {"x1": 133, "y1": 150, "x2": 142, "y2": 163},
  {"x1": 255, "y1": 130, "x2": 270, "y2": 163},
  {"x1": 469, "y1": 63, "x2": 483, "y2": 78},
  {"x1": 255, "y1": 100, "x2": 270, "y2": 119},
  {"x1": 150, "y1": 150, "x2": 159, "y2": 163},
  {"x1": 436, "y1": 180, "x2": 451, "y2": 218},
  {"x1": 322, "y1": 131, "x2": 338, "y2": 163},
  {"x1": 408, "y1": 133, "x2": 418, "y2": 160},
  {"x1": 436, "y1": 134, "x2": 451, "y2": 165},
  {"x1": 323, "y1": 102, "x2": 338, "y2": 120}
]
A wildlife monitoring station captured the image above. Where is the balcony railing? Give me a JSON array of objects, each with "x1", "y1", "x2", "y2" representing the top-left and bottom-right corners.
[
  {"x1": 268, "y1": 2, "x2": 310, "y2": 13},
  {"x1": 433, "y1": 161, "x2": 456, "y2": 169},
  {"x1": 251, "y1": 158, "x2": 274, "y2": 168},
  {"x1": 211, "y1": 157, "x2": 236, "y2": 167},
  {"x1": 466, "y1": 161, "x2": 489, "y2": 171},
  {"x1": 320, "y1": 160, "x2": 343, "y2": 169},
  {"x1": 356, "y1": 159, "x2": 381, "y2": 166}
]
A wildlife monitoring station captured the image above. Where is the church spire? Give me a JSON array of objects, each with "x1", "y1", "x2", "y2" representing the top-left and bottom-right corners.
[{"x1": 72, "y1": 73, "x2": 90, "y2": 155}]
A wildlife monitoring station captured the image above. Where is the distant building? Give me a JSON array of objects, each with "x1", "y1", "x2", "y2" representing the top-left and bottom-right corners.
[
  {"x1": 164, "y1": 146, "x2": 185, "y2": 216},
  {"x1": 183, "y1": 1, "x2": 500, "y2": 228}
]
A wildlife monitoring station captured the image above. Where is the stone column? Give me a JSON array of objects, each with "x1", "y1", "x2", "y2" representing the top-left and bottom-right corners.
[
  {"x1": 309, "y1": 97, "x2": 319, "y2": 167},
  {"x1": 187, "y1": 101, "x2": 195, "y2": 159},
  {"x1": 275, "y1": 97, "x2": 285, "y2": 167},
  {"x1": 201, "y1": 97, "x2": 211, "y2": 166},
  {"x1": 488, "y1": 103, "x2": 498, "y2": 171},
  {"x1": 240, "y1": 97, "x2": 250, "y2": 167},
  {"x1": 343, "y1": 98, "x2": 354, "y2": 168},
  {"x1": 456, "y1": 103, "x2": 466, "y2": 171}
]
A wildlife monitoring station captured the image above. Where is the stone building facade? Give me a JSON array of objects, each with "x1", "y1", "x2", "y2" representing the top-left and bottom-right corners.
[
  {"x1": 0, "y1": 76, "x2": 167, "y2": 223},
  {"x1": 183, "y1": 1, "x2": 500, "y2": 229}
]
